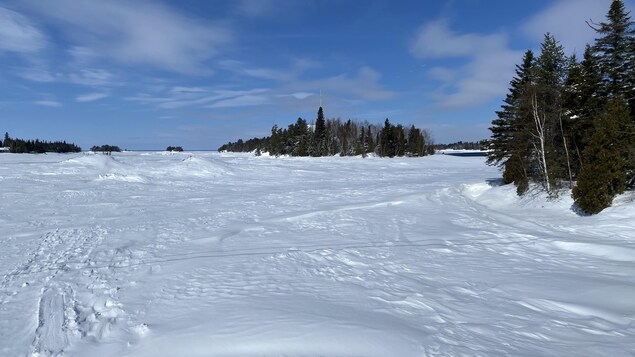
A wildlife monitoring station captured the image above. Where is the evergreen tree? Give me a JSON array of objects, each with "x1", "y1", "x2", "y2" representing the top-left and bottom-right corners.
[
  {"x1": 407, "y1": 125, "x2": 422, "y2": 157},
  {"x1": 366, "y1": 125, "x2": 374, "y2": 154},
  {"x1": 488, "y1": 50, "x2": 534, "y2": 164},
  {"x1": 395, "y1": 124, "x2": 406, "y2": 157},
  {"x1": 312, "y1": 107, "x2": 327, "y2": 156},
  {"x1": 532, "y1": 33, "x2": 569, "y2": 192},
  {"x1": 591, "y1": 0, "x2": 635, "y2": 183},
  {"x1": 488, "y1": 50, "x2": 535, "y2": 192},
  {"x1": 573, "y1": 97, "x2": 633, "y2": 213},
  {"x1": 380, "y1": 119, "x2": 395, "y2": 157},
  {"x1": 3, "y1": 132, "x2": 11, "y2": 148},
  {"x1": 288, "y1": 117, "x2": 309, "y2": 156},
  {"x1": 268, "y1": 125, "x2": 284, "y2": 156},
  {"x1": 563, "y1": 46, "x2": 604, "y2": 172},
  {"x1": 590, "y1": 0, "x2": 635, "y2": 108},
  {"x1": 356, "y1": 126, "x2": 366, "y2": 156}
]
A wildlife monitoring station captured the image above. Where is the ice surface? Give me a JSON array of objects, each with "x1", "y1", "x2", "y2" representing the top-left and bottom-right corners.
[{"x1": 1, "y1": 152, "x2": 634, "y2": 356}]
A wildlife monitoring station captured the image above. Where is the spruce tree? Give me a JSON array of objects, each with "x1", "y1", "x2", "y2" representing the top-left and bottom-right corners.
[
  {"x1": 366, "y1": 125, "x2": 374, "y2": 154},
  {"x1": 268, "y1": 125, "x2": 284, "y2": 156},
  {"x1": 3, "y1": 132, "x2": 11, "y2": 148},
  {"x1": 591, "y1": 0, "x2": 635, "y2": 105},
  {"x1": 488, "y1": 51, "x2": 534, "y2": 166},
  {"x1": 573, "y1": 97, "x2": 633, "y2": 214},
  {"x1": 395, "y1": 124, "x2": 405, "y2": 157},
  {"x1": 532, "y1": 33, "x2": 569, "y2": 191},
  {"x1": 312, "y1": 107, "x2": 327, "y2": 156},
  {"x1": 407, "y1": 125, "x2": 422, "y2": 157},
  {"x1": 488, "y1": 50, "x2": 535, "y2": 193},
  {"x1": 380, "y1": 119, "x2": 395, "y2": 157},
  {"x1": 563, "y1": 45, "x2": 605, "y2": 173}
]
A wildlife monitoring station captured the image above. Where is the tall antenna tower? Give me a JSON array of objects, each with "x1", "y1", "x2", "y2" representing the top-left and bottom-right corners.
[{"x1": 319, "y1": 89, "x2": 322, "y2": 108}]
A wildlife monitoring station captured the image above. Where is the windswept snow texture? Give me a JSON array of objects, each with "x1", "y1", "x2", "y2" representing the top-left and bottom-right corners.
[{"x1": 1, "y1": 152, "x2": 634, "y2": 356}]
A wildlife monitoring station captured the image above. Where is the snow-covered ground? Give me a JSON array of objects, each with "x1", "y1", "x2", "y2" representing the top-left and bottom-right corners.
[{"x1": 1, "y1": 152, "x2": 634, "y2": 356}]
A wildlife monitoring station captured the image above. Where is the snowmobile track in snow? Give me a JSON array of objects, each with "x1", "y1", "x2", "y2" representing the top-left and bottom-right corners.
[{"x1": 0, "y1": 227, "x2": 139, "y2": 356}]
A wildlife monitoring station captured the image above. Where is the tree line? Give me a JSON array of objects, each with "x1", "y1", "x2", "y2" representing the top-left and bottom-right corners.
[
  {"x1": 90, "y1": 145, "x2": 121, "y2": 154},
  {"x1": 434, "y1": 141, "x2": 486, "y2": 151},
  {"x1": 219, "y1": 107, "x2": 435, "y2": 158},
  {"x1": 487, "y1": 0, "x2": 635, "y2": 214},
  {"x1": 1, "y1": 132, "x2": 81, "y2": 153}
]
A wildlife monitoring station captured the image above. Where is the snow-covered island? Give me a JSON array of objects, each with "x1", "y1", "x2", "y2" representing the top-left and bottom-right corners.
[{"x1": 1, "y1": 152, "x2": 633, "y2": 356}]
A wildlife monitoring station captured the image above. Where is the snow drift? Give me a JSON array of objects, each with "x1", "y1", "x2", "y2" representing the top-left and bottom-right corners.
[{"x1": 0, "y1": 152, "x2": 633, "y2": 356}]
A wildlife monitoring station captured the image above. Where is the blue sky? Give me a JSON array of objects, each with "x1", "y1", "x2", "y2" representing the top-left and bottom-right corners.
[{"x1": 0, "y1": 0, "x2": 626, "y2": 150}]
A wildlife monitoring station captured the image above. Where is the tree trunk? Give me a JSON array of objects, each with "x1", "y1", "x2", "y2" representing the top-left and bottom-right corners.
[{"x1": 532, "y1": 93, "x2": 551, "y2": 194}]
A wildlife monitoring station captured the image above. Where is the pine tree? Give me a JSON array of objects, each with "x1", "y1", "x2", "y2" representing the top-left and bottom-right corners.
[
  {"x1": 573, "y1": 97, "x2": 633, "y2": 214},
  {"x1": 488, "y1": 50, "x2": 535, "y2": 192},
  {"x1": 3, "y1": 132, "x2": 11, "y2": 148},
  {"x1": 488, "y1": 50, "x2": 534, "y2": 163},
  {"x1": 290, "y1": 117, "x2": 309, "y2": 156},
  {"x1": 563, "y1": 46, "x2": 605, "y2": 172},
  {"x1": 380, "y1": 119, "x2": 395, "y2": 157},
  {"x1": 407, "y1": 125, "x2": 422, "y2": 157},
  {"x1": 356, "y1": 126, "x2": 366, "y2": 157},
  {"x1": 530, "y1": 33, "x2": 569, "y2": 193},
  {"x1": 592, "y1": 0, "x2": 635, "y2": 184},
  {"x1": 395, "y1": 124, "x2": 406, "y2": 157},
  {"x1": 312, "y1": 107, "x2": 327, "y2": 156},
  {"x1": 268, "y1": 125, "x2": 284, "y2": 156},
  {"x1": 366, "y1": 125, "x2": 374, "y2": 154},
  {"x1": 590, "y1": 0, "x2": 635, "y2": 107}
]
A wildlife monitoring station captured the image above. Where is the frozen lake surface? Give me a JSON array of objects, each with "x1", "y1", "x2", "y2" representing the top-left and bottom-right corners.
[{"x1": 1, "y1": 152, "x2": 634, "y2": 356}]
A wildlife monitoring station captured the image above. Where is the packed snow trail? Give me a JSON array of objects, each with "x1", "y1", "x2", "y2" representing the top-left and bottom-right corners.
[{"x1": 0, "y1": 152, "x2": 633, "y2": 356}]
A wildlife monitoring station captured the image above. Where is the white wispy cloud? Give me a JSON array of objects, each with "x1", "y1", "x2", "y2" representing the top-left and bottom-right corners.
[
  {"x1": 171, "y1": 86, "x2": 207, "y2": 94},
  {"x1": 76, "y1": 92, "x2": 109, "y2": 103},
  {"x1": 34, "y1": 100, "x2": 62, "y2": 107},
  {"x1": 427, "y1": 67, "x2": 458, "y2": 82},
  {"x1": 287, "y1": 67, "x2": 394, "y2": 101},
  {"x1": 68, "y1": 69, "x2": 117, "y2": 86},
  {"x1": 235, "y1": 0, "x2": 277, "y2": 17},
  {"x1": 522, "y1": 0, "x2": 613, "y2": 55},
  {"x1": 23, "y1": 0, "x2": 232, "y2": 74},
  {"x1": 219, "y1": 59, "x2": 302, "y2": 82},
  {"x1": 278, "y1": 92, "x2": 315, "y2": 100},
  {"x1": 234, "y1": 0, "x2": 302, "y2": 18},
  {"x1": 411, "y1": 20, "x2": 520, "y2": 109},
  {"x1": 411, "y1": 20, "x2": 508, "y2": 59},
  {"x1": 17, "y1": 67, "x2": 56, "y2": 82},
  {"x1": 436, "y1": 50, "x2": 521, "y2": 108},
  {"x1": 0, "y1": 7, "x2": 46, "y2": 54},
  {"x1": 207, "y1": 95, "x2": 268, "y2": 108},
  {"x1": 126, "y1": 88, "x2": 271, "y2": 110}
]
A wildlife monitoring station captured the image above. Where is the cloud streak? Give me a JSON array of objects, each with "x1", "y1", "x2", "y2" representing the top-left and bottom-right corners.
[
  {"x1": 34, "y1": 100, "x2": 62, "y2": 107},
  {"x1": 411, "y1": 20, "x2": 507, "y2": 59},
  {"x1": 411, "y1": 20, "x2": 520, "y2": 109},
  {"x1": 287, "y1": 67, "x2": 395, "y2": 102},
  {"x1": 22, "y1": 0, "x2": 232, "y2": 74},
  {"x1": 0, "y1": 7, "x2": 46, "y2": 54},
  {"x1": 522, "y1": 0, "x2": 612, "y2": 55},
  {"x1": 76, "y1": 92, "x2": 109, "y2": 103},
  {"x1": 207, "y1": 95, "x2": 268, "y2": 108},
  {"x1": 126, "y1": 88, "x2": 271, "y2": 110}
]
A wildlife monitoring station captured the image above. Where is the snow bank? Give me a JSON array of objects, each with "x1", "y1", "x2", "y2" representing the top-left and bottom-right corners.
[{"x1": 175, "y1": 155, "x2": 233, "y2": 177}]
